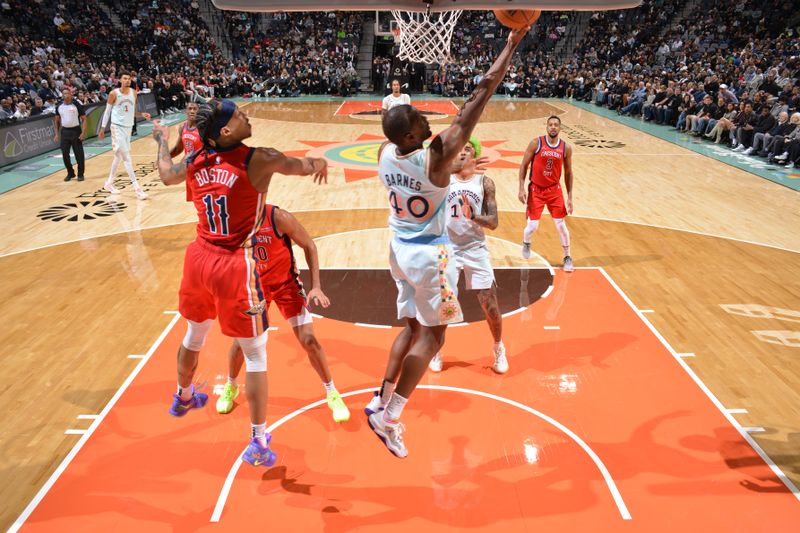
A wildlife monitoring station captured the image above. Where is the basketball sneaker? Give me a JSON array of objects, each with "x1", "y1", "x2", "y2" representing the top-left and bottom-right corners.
[
  {"x1": 104, "y1": 181, "x2": 120, "y2": 194},
  {"x1": 429, "y1": 352, "x2": 443, "y2": 372},
  {"x1": 364, "y1": 392, "x2": 385, "y2": 416},
  {"x1": 521, "y1": 242, "x2": 532, "y2": 259},
  {"x1": 216, "y1": 382, "x2": 239, "y2": 414},
  {"x1": 492, "y1": 343, "x2": 509, "y2": 374},
  {"x1": 563, "y1": 256, "x2": 574, "y2": 273},
  {"x1": 169, "y1": 386, "x2": 208, "y2": 417},
  {"x1": 327, "y1": 391, "x2": 351, "y2": 422},
  {"x1": 135, "y1": 188, "x2": 148, "y2": 200},
  {"x1": 242, "y1": 435, "x2": 277, "y2": 468},
  {"x1": 367, "y1": 413, "x2": 408, "y2": 458}
]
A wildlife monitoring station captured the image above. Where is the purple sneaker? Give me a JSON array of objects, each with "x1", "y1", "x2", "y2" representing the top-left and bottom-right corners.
[
  {"x1": 242, "y1": 436, "x2": 277, "y2": 467},
  {"x1": 168, "y1": 386, "x2": 208, "y2": 417}
]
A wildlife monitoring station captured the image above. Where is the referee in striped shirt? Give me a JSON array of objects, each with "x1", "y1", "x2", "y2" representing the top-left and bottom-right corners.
[{"x1": 54, "y1": 88, "x2": 87, "y2": 181}]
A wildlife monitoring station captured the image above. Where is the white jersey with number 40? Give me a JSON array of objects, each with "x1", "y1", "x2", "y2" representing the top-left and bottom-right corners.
[{"x1": 379, "y1": 143, "x2": 448, "y2": 241}]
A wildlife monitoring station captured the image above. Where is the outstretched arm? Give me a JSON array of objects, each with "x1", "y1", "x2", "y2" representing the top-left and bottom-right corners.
[
  {"x1": 428, "y1": 27, "x2": 529, "y2": 186},
  {"x1": 152, "y1": 120, "x2": 187, "y2": 185},
  {"x1": 170, "y1": 128, "x2": 184, "y2": 158},
  {"x1": 472, "y1": 175, "x2": 498, "y2": 230},
  {"x1": 274, "y1": 208, "x2": 330, "y2": 308},
  {"x1": 247, "y1": 147, "x2": 328, "y2": 193}
]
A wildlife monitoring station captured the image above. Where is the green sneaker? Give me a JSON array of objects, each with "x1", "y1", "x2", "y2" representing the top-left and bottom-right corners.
[
  {"x1": 216, "y1": 382, "x2": 239, "y2": 414},
  {"x1": 327, "y1": 391, "x2": 350, "y2": 422}
]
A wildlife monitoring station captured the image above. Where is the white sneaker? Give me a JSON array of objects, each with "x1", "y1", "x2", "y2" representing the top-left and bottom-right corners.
[
  {"x1": 563, "y1": 255, "x2": 574, "y2": 273},
  {"x1": 104, "y1": 181, "x2": 120, "y2": 194},
  {"x1": 364, "y1": 392, "x2": 385, "y2": 416},
  {"x1": 521, "y1": 242, "x2": 531, "y2": 259},
  {"x1": 135, "y1": 188, "x2": 148, "y2": 200},
  {"x1": 743, "y1": 147, "x2": 754, "y2": 155},
  {"x1": 492, "y1": 343, "x2": 509, "y2": 374},
  {"x1": 368, "y1": 413, "x2": 408, "y2": 458},
  {"x1": 733, "y1": 144, "x2": 745, "y2": 152},
  {"x1": 776, "y1": 152, "x2": 789, "y2": 161},
  {"x1": 429, "y1": 352, "x2": 443, "y2": 373}
]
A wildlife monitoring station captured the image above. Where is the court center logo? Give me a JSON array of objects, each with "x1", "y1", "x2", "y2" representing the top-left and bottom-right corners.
[
  {"x1": 289, "y1": 134, "x2": 525, "y2": 182},
  {"x1": 37, "y1": 200, "x2": 128, "y2": 222},
  {"x1": 561, "y1": 124, "x2": 625, "y2": 149},
  {"x1": 4, "y1": 131, "x2": 22, "y2": 158}
]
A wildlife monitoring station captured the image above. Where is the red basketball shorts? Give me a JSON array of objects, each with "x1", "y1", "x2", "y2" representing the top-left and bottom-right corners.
[
  {"x1": 178, "y1": 238, "x2": 268, "y2": 338},
  {"x1": 261, "y1": 275, "x2": 308, "y2": 325},
  {"x1": 527, "y1": 183, "x2": 567, "y2": 220}
]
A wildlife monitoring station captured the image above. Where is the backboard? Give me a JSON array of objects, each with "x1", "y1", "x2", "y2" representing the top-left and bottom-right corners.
[{"x1": 211, "y1": 0, "x2": 642, "y2": 12}]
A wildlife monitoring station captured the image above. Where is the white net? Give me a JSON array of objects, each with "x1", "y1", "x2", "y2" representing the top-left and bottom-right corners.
[{"x1": 391, "y1": 9, "x2": 463, "y2": 64}]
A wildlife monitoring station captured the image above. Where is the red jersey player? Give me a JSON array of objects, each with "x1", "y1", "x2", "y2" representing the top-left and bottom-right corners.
[
  {"x1": 217, "y1": 204, "x2": 350, "y2": 423},
  {"x1": 517, "y1": 115, "x2": 575, "y2": 272},
  {"x1": 169, "y1": 101, "x2": 202, "y2": 201},
  {"x1": 151, "y1": 99, "x2": 328, "y2": 468}
]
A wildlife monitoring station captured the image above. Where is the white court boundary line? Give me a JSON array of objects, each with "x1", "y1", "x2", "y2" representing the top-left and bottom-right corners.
[
  {"x1": 597, "y1": 267, "x2": 800, "y2": 502},
  {"x1": 9, "y1": 311, "x2": 183, "y2": 533},
  {"x1": 3, "y1": 209, "x2": 798, "y2": 260},
  {"x1": 210, "y1": 385, "x2": 631, "y2": 522}
]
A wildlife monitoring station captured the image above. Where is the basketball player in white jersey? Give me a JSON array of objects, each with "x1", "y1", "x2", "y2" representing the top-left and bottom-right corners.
[
  {"x1": 429, "y1": 137, "x2": 507, "y2": 374},
  {"x1": 365, "y1": 26, "x2": 529, "y2": 458},
  {"x1": 381, "y1": 79, "x2": 411, "y2": 112},
  {"x1": 99, "y1": 72, "x2": 151, "y2": 200}
]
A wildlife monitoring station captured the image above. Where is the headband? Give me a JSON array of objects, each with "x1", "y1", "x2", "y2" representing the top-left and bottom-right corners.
[
  {"x1": 468, "y1": 137, "x2": 482, "y2": 158},
  {"x1": 207, "y1": 99, "x2": 236, "y2": 141}
]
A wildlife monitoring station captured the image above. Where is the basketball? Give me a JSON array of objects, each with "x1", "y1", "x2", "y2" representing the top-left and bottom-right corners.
[{"x1": 493, "y1": 9, "x2": 541, "y2": 29}]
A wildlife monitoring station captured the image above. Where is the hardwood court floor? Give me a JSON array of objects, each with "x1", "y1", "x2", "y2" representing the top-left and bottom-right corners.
[{"x1": 0, "y1": 99, "x2": 798, "y2": 530}]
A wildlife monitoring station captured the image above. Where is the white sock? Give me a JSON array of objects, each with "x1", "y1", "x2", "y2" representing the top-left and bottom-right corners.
[
  {"x1": 177, "y1": 383, "x2": 192, "y2": 401},
  {"x1": 251, "y1": 422, "x2": 267, "y2": 447},
  {"x1": 383, "y1": 392, "x2": 408, "y2": 424},
  {"x1": 228, "y1": 376, "x2": 237, "y2": 385},
  {"x1": 323, "y1": 380, "x2": 336, "y2": 395},
  {"x1": 494, "y1": 341, "x2": 504, "y2": 350},
  {"x1": 523, "y1": 218, "x2": 540, "y2": 244},
  {"x1": 107, "y1": 155, "x2": 121, "y2": 184},
  {"x1": 554, "y1": 218, "x2": 570, "y2": 256},
  {"x1": 379, "y1": 379, "x2": 395, "y2": 405}
]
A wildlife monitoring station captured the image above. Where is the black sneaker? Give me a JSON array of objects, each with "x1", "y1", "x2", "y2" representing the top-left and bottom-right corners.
[
  {"x1": 64, "y1": 174, "x2": 74, "y2": 182},
  {"x1": 77, "y1": 175, "x2": 85, "y2": 182}
]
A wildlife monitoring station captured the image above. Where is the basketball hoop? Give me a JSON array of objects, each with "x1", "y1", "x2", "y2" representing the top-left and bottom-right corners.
[{"x1": 391, "y1": 8, "x2": 463, "y2": 64}]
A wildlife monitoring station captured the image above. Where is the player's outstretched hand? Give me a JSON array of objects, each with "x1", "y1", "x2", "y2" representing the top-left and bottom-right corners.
[
  {"x1": 508, "y1": 26, "x2": 530, "y2": 47},
  {"x1": 307, "y1": 287, "x2": 330, "y2": 308},
  {"x1": 473, "y1": 156, "x2": 490, "y2": 173},
  {"x1": 459, "y1": 192, "x2": 474, "y2": 220},
  {"x1": 518, "y1": 188, "x2": 527, "y2": 205},
  {"x1": 313, "y1": 158, "x2": 328, "y2": 184},
  {"x1": 151, "y1": 120, "x2": 170, "y2": 143}
]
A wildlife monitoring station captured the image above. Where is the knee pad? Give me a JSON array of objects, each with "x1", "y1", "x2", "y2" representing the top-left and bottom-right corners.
[
  {"x1": 182, "y1": 319, "x2": 213, "y2": 351},
  {"x1": 237, "y1": 331, "x2": 268, "y2": 372},
  {"x1": 524, "y1": 219, "x2": 540, "y2": 239},
  {"x1": 119, "y1": 150, "x2": 131, "y2": 163}
]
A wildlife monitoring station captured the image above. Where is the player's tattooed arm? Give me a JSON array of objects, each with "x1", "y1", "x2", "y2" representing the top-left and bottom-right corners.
[
  {"x1": 152, "y1": 121, "x2": 187, "y2": 185},
  {"x1": 473, "y1": 176, "x2": 499, "y2": 230}
]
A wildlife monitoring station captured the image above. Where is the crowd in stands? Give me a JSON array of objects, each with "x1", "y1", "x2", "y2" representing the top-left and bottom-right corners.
[
  {"x1": 1, "y1": 0, "x2": 798, "y2": 165},
  {"x1": 0, "y1": 0, "x2": 364, "y2": 126},
  {"x1": 428, "y1": 0, "x2": 799, "y2": 166}
]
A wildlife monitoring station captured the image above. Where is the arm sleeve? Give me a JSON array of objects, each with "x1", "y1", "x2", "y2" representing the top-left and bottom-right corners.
[{"x1": 101, "y1": 103, "x2": 112, "y2": 127}]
